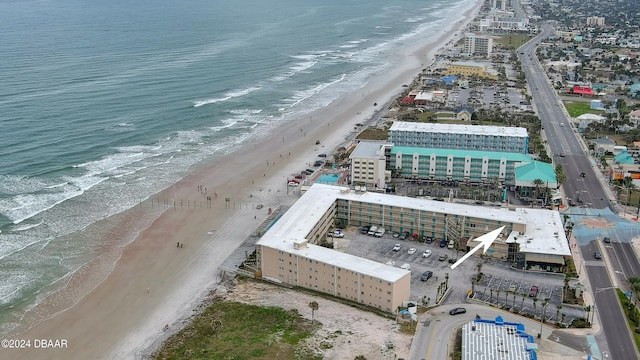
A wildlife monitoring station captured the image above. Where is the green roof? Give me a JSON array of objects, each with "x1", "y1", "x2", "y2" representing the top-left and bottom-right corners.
[
  {"x1": 514, "y1": 161, "x2": 557, "y2": 183},
  {"x1": 391, "y1": 147, "x2": 533, "y2": 162}
]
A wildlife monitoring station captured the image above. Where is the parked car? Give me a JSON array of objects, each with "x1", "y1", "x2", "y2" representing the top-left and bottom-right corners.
[
  {"x1": 438, "y1": 254, "x2": 448, "y2": 261},
  {"x1": 360, "y1": 226, "x2": 370, "y2": 234},
  {"x1": 594, "y1": 251, "x2": 602, "y2": 259},
  {"x1": 603, "y1": 237, "x2": 611, "y2": 243},
  {"x1": 420, "y1": 271, "x2": 433, "y2": 281},
  {"x1": 392, "y1": 244, "x2": 402, "y2": 252},
  {"x1": 330, "y1": 229, "x2": 344, "y2": 238},
  {"x1": 385, "y1": 260, "x2": 395, "y2": 266},
  {"x1": 449, "y1": 307, "x2": 466, "y2": 315},
  {"x1": 407, "y1": 248, "x2": 417, "y2": 255},
  {"x1": 447, "y1": 240, "x2": 455, "y2": 249},
  {"x1": 425, "y1": 237, "x2": 434, "y2": 244},
  {"x1": 318, "y1": 153, "x2": 327, "y2": 157},
  {"x1": 400, "y1": 263, "x2": 411, "y2": 270},
  {"x1": 439, "y1": 239, "x2": 447, "y2": 248},
  {"x1": 422, "y1": 249, "x2": 432, "y2": 258},
  {"x1": 392, "y1": 232, "x2": 400, "y2": 238},
  {"x1": 399, "y1": 232, "x2": 409, "y2": 240},
  {"x1": 528, "y1": 285, "x2": 539, "y2": 297}
]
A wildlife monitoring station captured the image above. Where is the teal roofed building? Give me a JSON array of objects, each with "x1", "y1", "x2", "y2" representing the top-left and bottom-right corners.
[
  {"x1": 514, "y1": 161, "x2": 558, "y2": 202},
  {"x1": 390, "y1": 147, "x2": 556, "y2": 191}
]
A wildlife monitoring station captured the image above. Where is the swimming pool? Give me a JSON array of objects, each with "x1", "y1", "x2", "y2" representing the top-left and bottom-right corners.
[{"x1": 317, "y1": 174, "x2": 340, "y2": 184}]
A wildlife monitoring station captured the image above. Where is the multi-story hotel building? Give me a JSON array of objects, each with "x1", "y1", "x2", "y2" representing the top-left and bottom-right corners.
[
  {"x1": 388, "y1": 122, "x2": 529, "y2": 154},
  {"x1": 444, "y1": 61, "x2": 498, "y2": 79},
  {"x1": 586, "y1": 16, "x2": 605, "y2": 27},
  {"x1": 464, "y1": 33, "x2": 494, "y2": 57},
  {"x1": 349, "y1": 141, "x2": 392, "y2": 190},
  {"x1": 256, "y1": 184, "x2": 570, "y2": 313},
  {"x1": 390, "y1": 146, "x2": 555, "y2": 186}
]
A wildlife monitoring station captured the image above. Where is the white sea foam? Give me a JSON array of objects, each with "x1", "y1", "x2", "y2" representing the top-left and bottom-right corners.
[
  {"x1": 193, "y1": 86, "x2": 262, "y2": 107},
  {"x1": 270, "y1": 54, "x2": 324, "y2": 82},
  {"x1": 282, "y1": 73, "x2": 347, "y2": 108}
]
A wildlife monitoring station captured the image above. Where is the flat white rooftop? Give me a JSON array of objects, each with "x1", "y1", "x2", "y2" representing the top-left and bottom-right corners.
[
  {"x1": 257, "y1": 184, "x2": 569, "y2": 278},
  {"x1": 349, "y1": 141, "x2": 390, "y2": 159},
  {"x1": 389, "y1": 121, "x2": 528, "y2": 138}
]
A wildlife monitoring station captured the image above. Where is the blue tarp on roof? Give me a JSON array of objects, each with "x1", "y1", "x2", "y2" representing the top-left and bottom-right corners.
[{"x1": 441, "y1": 75, "x2": 457, "y2": 85}]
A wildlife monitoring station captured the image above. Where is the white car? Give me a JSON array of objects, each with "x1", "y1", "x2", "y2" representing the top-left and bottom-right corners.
[
  {"x1": 422, "y1": 249, "x2": 432, "y2": 258},
  {"x1": 332, "y1": 230, "x2": 344, "y2": 238},
  {"x1": 400, "y1": 263, "x2": 411, "y2": 270},
  {"x1": 385, "y1": 260, "x2": 395, "y2": 266},
  {"x1": 392, "y1": 244, "x2": 402, "y2": 251},
  {"x1": 287, "y1": 181, "x2": 299, "y2": 187},
  {"x1": 407, "y1": 248, "x2": 417, "y2": 255}
]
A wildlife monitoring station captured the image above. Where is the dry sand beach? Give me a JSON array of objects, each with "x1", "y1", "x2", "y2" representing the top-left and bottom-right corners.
[{"x1": 4, "y1": 3, "x2": 482, "y2": 359}]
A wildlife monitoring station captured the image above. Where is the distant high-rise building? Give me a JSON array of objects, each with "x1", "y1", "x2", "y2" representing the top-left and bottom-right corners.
[
  {"x1": 491, "y1": 0, "x2": 508, "y2": 10},
  {"x1": 464, "y1": 33, "x2": 493, "y2": 57},
  {"x1": 586, "y1": 16, "x2": 605, "y2": 26}
]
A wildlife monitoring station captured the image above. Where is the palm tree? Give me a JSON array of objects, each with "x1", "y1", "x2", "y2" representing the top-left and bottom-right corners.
[
  {"x1": 556, "y1": 304, "x2": 562, "y2": 323},
  {"x1": 512, "y1": 292, "x2": 516, "y2": 308},
  {"x1": 354, "y1": 356, "x2": 367, "y2": 360},
  {"x1": 532, "y1": 297, "x2": 539, "y2": 316},
  {"x1": 309, "y1": 301, "x2": 319, "y2": 324},
  {"x1": 532, "y1": 179, "x2": 544, "y2": 201},
  {"x1": 490, "y1": 288, "x2": 494, "y2": 302},
  {"x1": 521, "y1": 293, "x2": 526, "y2": 309},
  {"x1": 541, "y1": 299, "x2": 550, "y2": 322}
]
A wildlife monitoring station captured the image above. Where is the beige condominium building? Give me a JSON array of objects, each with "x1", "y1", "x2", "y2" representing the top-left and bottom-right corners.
[{"x1": 256, "y1": 184, "x2": 570, "y2": 313}]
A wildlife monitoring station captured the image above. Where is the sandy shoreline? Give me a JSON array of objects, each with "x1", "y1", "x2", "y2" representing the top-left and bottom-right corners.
[{"x1": 5, "y1": 2, "x2": 482, "y2": 359}]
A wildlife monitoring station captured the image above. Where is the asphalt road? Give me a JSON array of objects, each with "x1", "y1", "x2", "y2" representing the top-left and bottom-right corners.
[
  {"x1": 519, "y1": 24, "x2": 639, "y2": 359},
  {"x1": 409, "y1": 303, "x2": 586, "y2": 360}
]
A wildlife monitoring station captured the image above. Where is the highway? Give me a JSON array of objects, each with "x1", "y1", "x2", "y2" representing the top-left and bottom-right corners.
[{"x1": 519, "y1": 24, "x2": 639, "y2": 359}]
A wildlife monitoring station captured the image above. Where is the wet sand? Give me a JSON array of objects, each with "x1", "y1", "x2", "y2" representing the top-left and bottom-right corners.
[{"x1": 4, "y1": 2, "x2": 482, "y2": 359}]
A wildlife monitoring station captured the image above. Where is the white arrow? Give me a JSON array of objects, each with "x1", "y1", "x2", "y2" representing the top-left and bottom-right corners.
[{"x1": 450, "y1": 226, "x2": 505, "y2": 270}]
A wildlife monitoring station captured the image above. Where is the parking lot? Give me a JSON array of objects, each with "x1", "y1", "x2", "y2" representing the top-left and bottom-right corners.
[
  {"x1": 337, "y1": 227, "x2": 482, "y2": 306},
  {"x1": 334, "y1": 226, "x2": 584, "y2": 325}
]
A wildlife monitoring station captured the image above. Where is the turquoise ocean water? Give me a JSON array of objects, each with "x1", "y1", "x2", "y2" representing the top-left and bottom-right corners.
[{"x1": 0, "y1": 0, "x2": 473, "y2": 334}]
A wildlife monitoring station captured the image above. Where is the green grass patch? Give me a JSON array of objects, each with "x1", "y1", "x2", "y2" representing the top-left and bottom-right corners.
[
  {"x1": 356, "y1": 127, "x2": 389, "y2": 140},
  {"x1": 616, "y1": 288, "x2": 640, "y2": 352},
  {"x1": 153, "y1": 301, "x2": 320, "y2": 360},
  {"x1": 563, "y1": 101, "x2": 605, "y2": 118},
  {"x1": 494, "y1": 34, "x2": 532, "y2": 49}
]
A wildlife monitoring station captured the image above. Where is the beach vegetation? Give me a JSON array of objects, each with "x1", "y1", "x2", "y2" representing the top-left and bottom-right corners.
[
  {"x1": 153, "y1": 301, "x2": 320, "y2": 360},
  {"x1": 356, "y1": 127, "x2": 388, "y2": 140},
  {"x1": 495, "y1": 34, "x2": 533, "y2": 50}
]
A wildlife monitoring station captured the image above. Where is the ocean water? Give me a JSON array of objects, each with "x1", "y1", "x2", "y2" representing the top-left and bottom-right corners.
[{"x1": 0, "y1": 0, "x2": 474, "y2": 334}]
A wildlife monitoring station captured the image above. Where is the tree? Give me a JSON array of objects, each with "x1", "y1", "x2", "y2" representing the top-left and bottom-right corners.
[
  {"x1": 354, "y1": 356, "x2": 367, "y2": 360},
  {"x1": 555, "y1": 164, "x2": 567, "y2": 185},
  {"x1": 532, "y1": 178, "x2": 544, "y2": 200},
  {"x1": 309, "y1": 301, "x2": 319, "y2": 324},
  {"x1": 556, "y1": 304, "x2": 562, "y2": 323}
]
